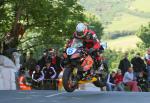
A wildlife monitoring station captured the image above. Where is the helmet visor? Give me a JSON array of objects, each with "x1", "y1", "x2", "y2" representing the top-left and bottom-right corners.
[
  {"x1": 76, "y1": 32, "x2": 85, "y2": 38},
  {"x1": 77, "y1": 31, "x2": 83, "y2": 36}
]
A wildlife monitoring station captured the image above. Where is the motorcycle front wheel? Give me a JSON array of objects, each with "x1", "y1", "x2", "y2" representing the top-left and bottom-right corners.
[{"x1": 62, "y1": 68, "x2": 78, "y2": 92}]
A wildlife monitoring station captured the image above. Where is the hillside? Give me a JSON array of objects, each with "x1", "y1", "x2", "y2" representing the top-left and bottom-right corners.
[
  {"x1": 80, "y1": 0, "x2": 150, "y2": 33},
  {"x1": 106, "y1": 35, "x2": 142, "y2": 51}
]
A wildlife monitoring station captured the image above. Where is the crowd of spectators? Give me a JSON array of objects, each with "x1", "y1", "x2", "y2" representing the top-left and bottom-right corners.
[
  {"x1": 3, "y1": 45, "x2": 150, "y2": 91},
  {"x1": 18, "y1": 48, "x2": 63, "y2": 90},
  {"x1": 106, "y1": 48, "x2": 150, "y2": 92}
]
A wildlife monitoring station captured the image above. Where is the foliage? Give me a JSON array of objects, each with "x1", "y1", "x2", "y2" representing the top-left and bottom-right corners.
[
  {"x1": 105, "y1": 13, "x2": 150, "y2": 33},
  {"x1": 129, "y1": 0, "x2": 150, "y2": 13},
  {"x1": 104, "y1": 48, "x2": 146, "y2": 71},
  {"x1": 136, "y1": 23, "x2": 150, "y2": 48},
  {"x1": 103, "y1": 31, "x2": 135, "y2": 40},
  {"x1": 106, "y1": 35, "x2": 141, "y2": 51},
  {"x1": 80, "y1": 0, "x2": 129, "y2": 25},
  {"x1": 0, "y1": 0, "x2": 85, "y2": 53},
  {"x1": 80, "y1": 0, "x2": 150, "y2": 35},
  {"x1": 84, "y1": 12, "x2": 104, "y2": 39}
]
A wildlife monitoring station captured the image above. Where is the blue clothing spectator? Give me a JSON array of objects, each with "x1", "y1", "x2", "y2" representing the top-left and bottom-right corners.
[{"x1": 106, "y1": 71, "x2": 116, "y2": 91}]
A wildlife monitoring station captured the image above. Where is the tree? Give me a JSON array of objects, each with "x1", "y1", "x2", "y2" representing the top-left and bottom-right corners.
[
  {"x1": 136, "y1": 23, "x2": 150, "y2": 48},
  {"x1": 84, "y1": 12, "x2": 104, "y2": 39},
  {"x1": 0, "y1": 0, "x2": 85, "y2": 53}
]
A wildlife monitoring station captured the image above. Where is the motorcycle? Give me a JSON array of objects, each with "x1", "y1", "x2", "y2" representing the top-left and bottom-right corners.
[{"x1": 62, "y1": 38, "x2": 107, "y2": 92}]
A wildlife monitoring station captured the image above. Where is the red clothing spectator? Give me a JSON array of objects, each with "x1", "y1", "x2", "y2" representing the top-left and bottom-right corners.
[
  {"x1": 51, "y1": 56, "x2": 56, "y2": 65},
  {"x1": 114, "y1": 70, "x2": 124, "y2": 91},
  {"x1": 115, "y1": 74, "x2": 123, "y2": 85}
]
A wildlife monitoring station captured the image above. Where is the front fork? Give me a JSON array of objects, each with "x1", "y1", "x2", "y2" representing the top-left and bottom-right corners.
[{"x1": 70, "y1": 68, "x2": 79, "y2": 87}]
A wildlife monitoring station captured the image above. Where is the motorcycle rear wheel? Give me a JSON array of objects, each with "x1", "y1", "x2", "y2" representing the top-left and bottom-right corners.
[{"x1": 93, "y1": 76, "x2": 105, "y2": 88}]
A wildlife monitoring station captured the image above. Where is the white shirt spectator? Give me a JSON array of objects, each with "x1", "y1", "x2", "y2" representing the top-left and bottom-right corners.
[
  {"x1": 0, "y1": 55, "x2": 17, "y2": 90},
  {"x1": 123, "y1": 71, "x2": 134, "y2": 83},
  {"x1": 12, "y1": 52, "x2": 21, "y2": 70}
]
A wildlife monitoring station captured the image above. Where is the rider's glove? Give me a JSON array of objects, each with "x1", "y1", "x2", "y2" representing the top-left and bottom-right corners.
[{"x1": 89, "y1": 48, "x2": 95, "y2": 54}]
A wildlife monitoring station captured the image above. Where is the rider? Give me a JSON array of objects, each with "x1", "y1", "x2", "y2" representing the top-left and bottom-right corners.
[
  {"x1": 67, "y1": 23, "x2": 100, "y2": 52},
  {"x1": 75, "y1": 23, "x2": 100, "y2": 50},
  {"x1": 64, "y1": 23, "x2": 102, "y2": 80},
  {"x1": 68, "y1": 23, "x2": 101, "y2": 69}
]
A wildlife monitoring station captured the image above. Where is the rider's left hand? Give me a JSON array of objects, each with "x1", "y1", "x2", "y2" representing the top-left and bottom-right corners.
[{"x1": 89, "y1": 48, "x2": 95, "y2": 54}]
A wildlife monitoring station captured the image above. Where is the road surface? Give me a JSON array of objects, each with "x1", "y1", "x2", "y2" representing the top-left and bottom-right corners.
[{"x1": 0, "y1": 90, "x2": 150, "y2": 103}]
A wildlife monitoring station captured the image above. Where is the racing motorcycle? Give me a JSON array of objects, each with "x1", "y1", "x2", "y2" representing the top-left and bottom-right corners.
[{"x1": 62, "y1": 38, "x2": 107, "y2": 92}]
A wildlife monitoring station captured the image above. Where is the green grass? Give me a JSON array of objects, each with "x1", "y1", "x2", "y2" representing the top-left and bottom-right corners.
[
  {"x1": 80, "y1": 0, "x2": 128, "y2": 24},
  {"x1": 105, "y1": 13, "x2": 150, "y2": 32},
  {"x1": 105, "y1": 0, "x2": 150, "y2": 32},
  {"x1": 80, "y1": 0, "x2": 150, "y2": 33},
  {"x1": 106, "y1": 35, "x2": 142, "y2": 51},
  {"x1": 129, "y1": 0, "x2": 150, "y2": 13}
]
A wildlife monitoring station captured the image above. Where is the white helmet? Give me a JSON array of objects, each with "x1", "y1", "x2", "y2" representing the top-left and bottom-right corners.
[{"x1": 76, "y1": 23, "x2": 87, "y2": 32}]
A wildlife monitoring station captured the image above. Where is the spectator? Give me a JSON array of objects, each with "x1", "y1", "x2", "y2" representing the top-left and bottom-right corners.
[
  {"x1": 18, "y1": 70, "x2": 31, "y2": 90},
  {"x1": 42, "y1": 60, "x2": 57, "y2": 79},
  {"x1": 144, "y1": 48, "x2": 150, "y2": 83},
  {"x1": 49, "y1": 49, "x2": 55, "y2": 65},
  {"x1": 55, "y1": 55, "x2": 63, "y2": 77},
  {"x1": 2, "y1": 33, "x2": 15, "y2": 58},
  {"x1": 42, "y1": 60, "x2": 57, "y2": 89},
  {"x1": 114, "y1": 69, "x2": 124, "y2": 91},
  {"x1": 12, "y1": 51, "x2": 21, "y2": 71},
  {"x1": 50, "y1": 50, "x2": 62, "y2": 78},
  {"x1": 0, "y1": 55, "x2": 17, "y2": 90},
  {"x1": 123, "y1": 67, "x2": 139, "y2": 92},
  {"x1": 25, "y1": 52, "x2": 37, "y2": 76},
  {"x1": 131, "y1": 53, "x2": 146, "y2": 78},
  {"x1": 96, "y1": 53, "x2": 109, "y2": 73},
  {"x1": 32, "y1": 65, "x2": 44, "y2": 89},
  {"x1": 106, "y1": 71, "x2": 116, "y2": 91},
  {"x1": 137, "y1": 72, "x2": 149, "y2": 92},
  {"x1": 37, "y1": 49, "x2": 50, "y2": 69},
  {"x1": 20, "y1": 52, "x2": 27, "y2": 70},
  {"x1": 118, "y1": 52, "x2": 131, "y2": 75},
  {"x1": 12, "y1": 51, "x2": 21, "y2": 89}
]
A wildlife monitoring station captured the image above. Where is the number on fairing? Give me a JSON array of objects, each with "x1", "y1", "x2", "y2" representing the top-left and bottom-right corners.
[{"x1": 66, "y1": 48, "x2": 76, "y2": 55}]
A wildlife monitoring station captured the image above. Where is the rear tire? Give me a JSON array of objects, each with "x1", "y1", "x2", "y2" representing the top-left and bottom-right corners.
[{"x1": 93, "y1": 76, "x2": 105, "y2": 88}]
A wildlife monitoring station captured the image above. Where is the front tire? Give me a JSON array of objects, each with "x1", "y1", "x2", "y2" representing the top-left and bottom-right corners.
[{"x1": 62, "y1": 68, "x2": 77, "y2": 92}]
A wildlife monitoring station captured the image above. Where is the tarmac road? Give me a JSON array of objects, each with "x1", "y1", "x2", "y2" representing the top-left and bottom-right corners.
[{"x1": 0, "y1": 90, "x2": 150, "y2": 103}]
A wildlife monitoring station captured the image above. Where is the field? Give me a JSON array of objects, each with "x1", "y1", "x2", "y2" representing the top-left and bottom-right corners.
[
  {"x1": 105, "y1": 13, "x2": 150, "y2": 32},
  {"x1": 106, "y1": 35, "x2": 142, "y2": 51},
  {"x1": 80, "y1": 0, "x2": 150, "y2": 50},
  {"x1": 80, "y1": 0, "x2": 150, "y2": 33},
  {"x1": 129, "y1": 0, "x2": 150, "y2": 13}
]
